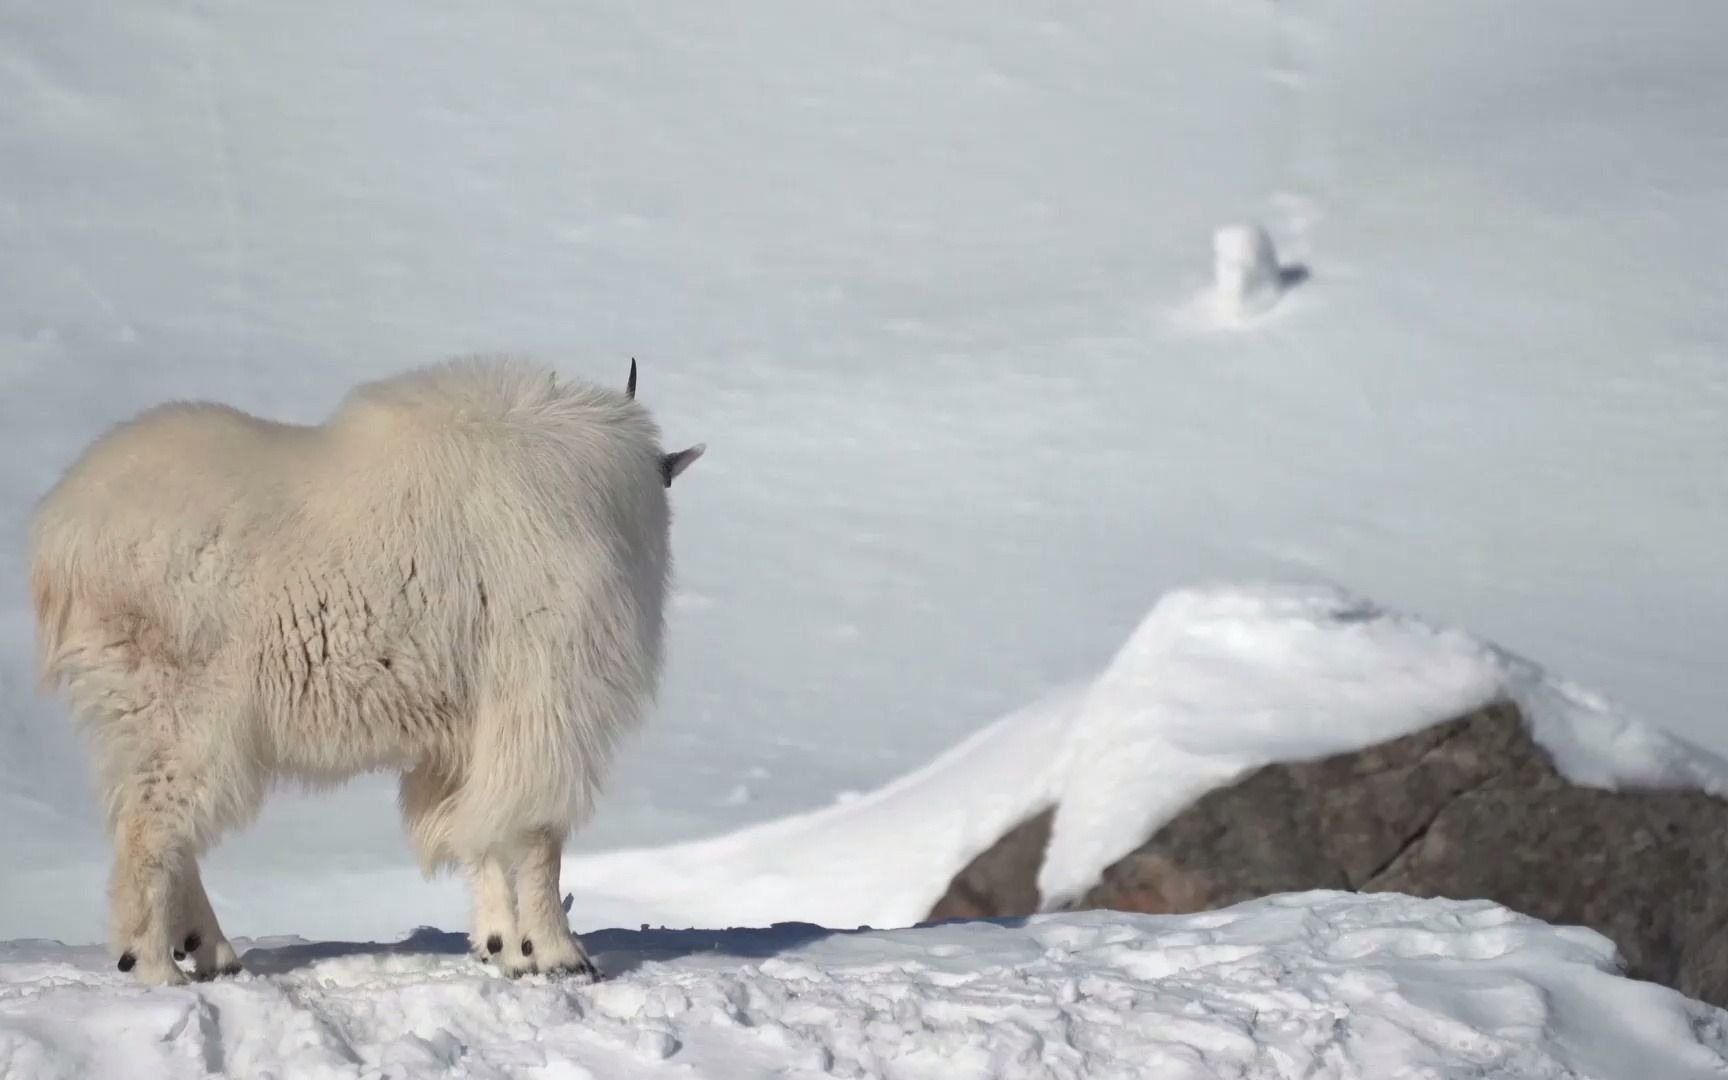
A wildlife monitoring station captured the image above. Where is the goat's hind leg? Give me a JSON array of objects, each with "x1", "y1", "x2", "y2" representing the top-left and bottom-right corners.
[
  {"x1": 107, "y1": 724, "x2": 251, "y2": 985},
  {"x1": 107, "y1": 769, "x2": 193, "y2": 985}
]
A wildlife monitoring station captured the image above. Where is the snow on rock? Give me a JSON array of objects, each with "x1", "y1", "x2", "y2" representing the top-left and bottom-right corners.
[
  {"x1": 3, "y1": 891, "x2": 1727, "y2": 1079},
  {"x1": 558, "y1": 582, "x2": 1728, "y2": 934},
  {"x1": 1037, "y1": 583, "x2": 1728, "y2": 905}
]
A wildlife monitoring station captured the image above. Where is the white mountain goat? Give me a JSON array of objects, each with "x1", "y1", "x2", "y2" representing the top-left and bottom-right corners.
[{"x1": 28, "y1": 356, "x2": 704, "y2": 985}]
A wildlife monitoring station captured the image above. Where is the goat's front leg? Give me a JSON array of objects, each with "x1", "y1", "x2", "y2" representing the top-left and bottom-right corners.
[
  {"x1": 513, "y1": 829, "x2": 599, "y2": 981},
  {"x1": 174, "y1": 860, "x2": 243, "y2": 980},
  {"x1": 466, "y1": 850, "x2": 526, "y2": 973}
]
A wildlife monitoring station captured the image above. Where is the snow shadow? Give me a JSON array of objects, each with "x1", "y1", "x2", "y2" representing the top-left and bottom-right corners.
[
  {"x1": 582, "y1": 917, "x2": 1025, "y2": 976},
  {"x1": 238, "y1": 921, "x2": 857, "y2": 979},
  {"x1": 583, "y1": 922, "x2": 844, "y2": 977}
]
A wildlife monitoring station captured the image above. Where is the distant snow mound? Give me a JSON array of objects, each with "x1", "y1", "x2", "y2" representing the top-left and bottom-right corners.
[
  {"x1": 1166, "y1": 221, "x2": 1306, "y2": 330},
  {"x1": 6, "y1": 891, "x2": 1728, "y2": 1079},
  {"x1": 1212, "y1": 221, "x2": 1289, "y2": 317}
]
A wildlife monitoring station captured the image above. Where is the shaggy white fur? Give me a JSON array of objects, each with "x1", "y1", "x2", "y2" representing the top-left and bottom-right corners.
[{"x1": 28, "y1": 355, "x2": 702, "y2": 985}]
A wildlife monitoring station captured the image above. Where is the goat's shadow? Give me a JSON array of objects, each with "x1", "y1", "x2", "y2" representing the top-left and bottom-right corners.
[
  {"x1": 238, "y1": 914, "x2": 1032, "y2": 980},
  {"x1": 240, "y1": 921, "x2": 864, "y2": 980}
]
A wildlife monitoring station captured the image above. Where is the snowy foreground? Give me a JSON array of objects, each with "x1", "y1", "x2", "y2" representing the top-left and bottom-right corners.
[{"x1": 6, "y1": 891, "x2": 1728, "y2": 1080}]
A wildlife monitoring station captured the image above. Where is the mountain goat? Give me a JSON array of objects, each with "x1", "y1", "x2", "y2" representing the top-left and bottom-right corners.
[{"x1": 28, "y1": 355, "x2": 704, "y2": 985}]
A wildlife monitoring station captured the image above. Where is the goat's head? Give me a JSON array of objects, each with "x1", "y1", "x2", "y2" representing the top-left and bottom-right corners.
[{"x1": 627, "y1": 358, "x2": 705, "y2": 488}]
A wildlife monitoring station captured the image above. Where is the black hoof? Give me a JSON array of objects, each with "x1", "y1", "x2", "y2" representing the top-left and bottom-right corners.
[
  {"x1": 520, "y1": 938, "x2": 534, "y2": 957},
  {"x1": 184, "y1": 933, "x2": 202, "y2": 955},
  {"x1": 549, "y1": 958, "x2": 602, "y2": 982},
  {"x1": 486, "y1": 934, "x2": 503, "y2": 955},
  {"x1": 173, "y1": 949, "x2": 185, "y2": 962},
  {"x1": 117, "y1": 952, "x2": 136, "y2": 973}
]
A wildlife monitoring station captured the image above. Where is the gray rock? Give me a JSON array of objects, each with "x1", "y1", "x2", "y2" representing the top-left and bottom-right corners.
[
  {"x1": 924, "y1": 700, "x2": 1728, "y2": 1006},
  {"x1": 927, "y1": 808, "x2": 1053, "y2": 921}
]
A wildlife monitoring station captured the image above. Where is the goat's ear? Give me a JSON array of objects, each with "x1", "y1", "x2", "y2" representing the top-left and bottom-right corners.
[
  {"x1": 626, "y1": 358, "x2": 638, "y2": 399},
  {"x1": 662, "y1": 444, "x2": 705, "y2": 487}
]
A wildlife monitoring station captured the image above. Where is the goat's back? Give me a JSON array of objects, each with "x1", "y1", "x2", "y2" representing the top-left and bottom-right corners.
[{"x1": 30, "y1": 358, "x2": 676, "y2": 773}]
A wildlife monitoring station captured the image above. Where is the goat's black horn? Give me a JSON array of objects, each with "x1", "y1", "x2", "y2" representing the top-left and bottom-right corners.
[{"x1": 627, "y1": 358, "x2": 638, "y2": 399}]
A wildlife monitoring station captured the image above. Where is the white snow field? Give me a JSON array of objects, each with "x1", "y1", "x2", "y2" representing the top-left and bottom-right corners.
[
  {"x1": 8, "y1": 892, "x2": 1728, "y2": 1080},
  {"x1": 3, "y1": 0, "x2": 1725, "y2": 948}
]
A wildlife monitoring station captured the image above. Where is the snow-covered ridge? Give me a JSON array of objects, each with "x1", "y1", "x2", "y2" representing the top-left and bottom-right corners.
[
  {"x1": 5, "y1": 891, "x2": 1727, "y2": 1079},
  {"x1": 557, "y1": 582, "x2": 1728, "y2": 933}
]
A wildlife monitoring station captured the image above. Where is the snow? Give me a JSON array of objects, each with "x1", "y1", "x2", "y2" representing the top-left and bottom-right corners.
[
  {"x1": 1204, "y1": 223, "x2": 1299, "y2": 324},
  {"x1": 5, "y1": 891, "x2": 1728, "y2": 1079},
  {"x1": 2, "y1": 0, "x2": 1727, "y2": 1069}
]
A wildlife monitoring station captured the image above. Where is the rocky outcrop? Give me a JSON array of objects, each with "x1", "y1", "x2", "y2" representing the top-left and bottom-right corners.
[
  {"x1": 924, "y1": 700, "x2": 1728, "y2": 1006},
  {"x1": 927, "y1": 809, "x2": 1054, "y2": 921}
]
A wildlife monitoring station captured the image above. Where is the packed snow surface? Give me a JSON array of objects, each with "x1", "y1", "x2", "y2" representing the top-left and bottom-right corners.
[{"x1": 5, "y1": 891, "x2": 1728, "y2": 1080}]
